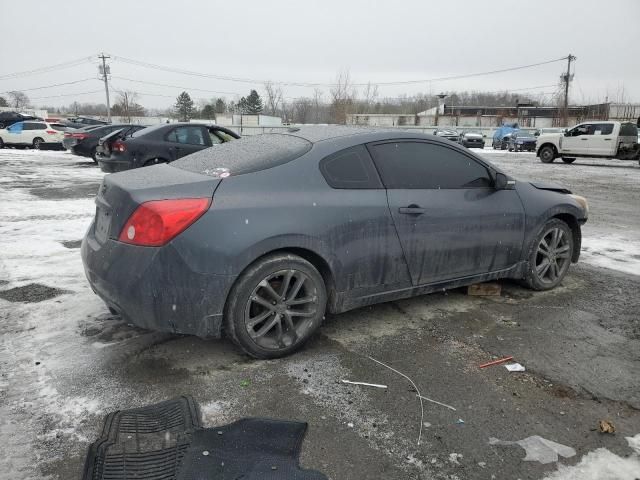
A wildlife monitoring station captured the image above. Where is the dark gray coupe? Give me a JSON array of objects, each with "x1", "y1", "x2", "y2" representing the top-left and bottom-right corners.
[{"x1": 82, "y1": 127, "x2": 588, "y2": 358}]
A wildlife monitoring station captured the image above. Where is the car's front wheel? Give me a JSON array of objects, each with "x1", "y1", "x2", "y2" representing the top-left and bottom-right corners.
[
  {"x1": 539, "y1": 145, "x2": 556, "y2": 163},
  {"x1": 32, "y1": 137, "x2": 44, "y2": 149},
  {"x1": 524, "y1": 219, "x2": 573, "y2": 291},
  {"x1": 224, "y1": 253, "x2": 327, "y2": 359}
]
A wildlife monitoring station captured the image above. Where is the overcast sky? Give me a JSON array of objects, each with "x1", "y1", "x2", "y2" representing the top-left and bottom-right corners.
[{"x1": 1, "y1": 0, "x2": 639, "y2": 110}]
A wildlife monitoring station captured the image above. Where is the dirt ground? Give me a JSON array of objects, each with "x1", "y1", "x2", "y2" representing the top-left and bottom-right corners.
[{"x1": 1, "y1": 147, "x2": 639, "y2": 479}]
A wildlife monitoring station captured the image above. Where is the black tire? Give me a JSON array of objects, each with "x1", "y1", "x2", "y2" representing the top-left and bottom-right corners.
[
  {"x1": 508, "y1": 147, "x2": 514, "y2": 152},
  {"x1": 32, "y1": 137, "x2": 44, "y2": 149},
  {"x1": 539, "y1": 145, "x2": 556, "y2": 163},
  {"x1": 562, "y1": 157, "x2": 576, "y2": 164},
  {"x1": 523, "y1": 219, "x2": 573, "y2": 291},
  {"x1": 0, "y1": 137, "x2": 4, "y2": 149},
  {"x1": 91, "y1": 147, "x2": 98, "y2": 163},
  {"x1": 492, "y1": 142, "x2": 497, "y2": 150},
  {"x1": 224, "y1": 253, "x2": 327, "y2": 359}
]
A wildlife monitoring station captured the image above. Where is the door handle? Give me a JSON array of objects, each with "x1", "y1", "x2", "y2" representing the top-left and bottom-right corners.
[
  {"x1": 581, "y1": 138, "x2": 588, "y2": 140},
  {"x1": 399, "y1": 206, "x2": 426, "y2": 215},
  {"x1": 604, "y1": 138, "x2": 612, "y2": 141}
]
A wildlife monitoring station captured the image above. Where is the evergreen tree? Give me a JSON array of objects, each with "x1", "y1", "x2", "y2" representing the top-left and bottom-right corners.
[
  {"x1": 0, "y1": 96, "x2": 7, "y2": 107},
  {"x1": 245, "y1": 89, "x2": 263, "y2": 114},
  {"x1": 201, "y1": 104, "x2": 216, "y2": 120},
  {"x1": 214, "y1": 98, "x2": 226, "y2": 114},
  {"x1": 174, "y1": 91, "x2": 194, "y2": 121},
  {"x1": 237, "y1": 97, "x2": 249, "y2": 114}
]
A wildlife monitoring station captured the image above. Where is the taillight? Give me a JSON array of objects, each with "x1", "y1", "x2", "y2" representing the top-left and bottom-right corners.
[
  {"x1": 118, "y1": 198, "x2": 211, "y2": 247},
  {"x1": 46, "y1": 130, "x2": 57, "y2": 135},
  {"x1": 71, "y1": 133, "x2": 89, "y2": 139},
  {"x1": 64, "y1": 132, "x2": 72, "y2": 138},
  {"x1": 112, "y1": 140, "x2": 126, "y2": 153}
]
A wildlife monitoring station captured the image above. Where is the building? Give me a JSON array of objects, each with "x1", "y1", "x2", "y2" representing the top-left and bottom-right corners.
[{"x1": 347, "y1": 103, "x2": 640, "y2": 128}]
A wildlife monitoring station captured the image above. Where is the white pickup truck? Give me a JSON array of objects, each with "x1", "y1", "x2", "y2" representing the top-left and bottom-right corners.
[{"x1": 536, "y1": 121, "x2": 639, "y2": 164}]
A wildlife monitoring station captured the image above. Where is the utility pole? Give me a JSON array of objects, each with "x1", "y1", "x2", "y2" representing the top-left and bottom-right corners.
[
  {"x1": 98, "y1": 53, "x2": 112, "y2": 123},
  {"x1": 562, "y1": 54, "x2": 576, "y2": 127}
]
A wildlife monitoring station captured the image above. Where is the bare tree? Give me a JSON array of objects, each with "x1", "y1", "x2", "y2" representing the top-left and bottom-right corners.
[
  {"x1": 8, "y1": 91, "x2": 29, "y2": 110},
  {"x1": 112, "y1": 90, "x2": 145, "y2": 122},
  {"x1": 313, "y1": 88, "x2": 323, "y2": 123},
  {"x1": 263, "y1": 81, "x2": 283, "y2": 116},
  {"x1": 292, "y1": 98, "x2": 313, "y2": 124},
  {"x1": 329, "y1": 69, "x2": 355, "y2": 124},
  {"x1": 357, "y1": 82, "x2": 379, "y2": 114}
]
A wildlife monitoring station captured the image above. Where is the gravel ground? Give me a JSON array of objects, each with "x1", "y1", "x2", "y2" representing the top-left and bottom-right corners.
[{"x1": 0, "y1": 147, "x2": 639, "y2": 480}]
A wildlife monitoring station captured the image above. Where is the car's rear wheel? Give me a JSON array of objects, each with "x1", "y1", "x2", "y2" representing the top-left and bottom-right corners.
[
  {"x1": 562, "y1": 157, "x2": 576, "y2": 164},
  {"x1": 91, "y1": 147, "x2": 98, "y2": 163},
  {"x1": 0, "y1": 138, "x2": 4, "y2": 149},
  {"x1": 539, "y1": 145, "x2": 556, "y2": 163},
  {"x1": 523, "y1": 219, "x2": 573, "y2": 291},
  {"x1": 224, "y1": 253, "x2": 327, "y2": 359},
  {"x1": 32, "y1": 137, "x2": 44, "y2": 149}
]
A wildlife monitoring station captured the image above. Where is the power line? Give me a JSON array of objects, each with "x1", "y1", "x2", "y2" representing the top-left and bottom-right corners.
[
  {"x1": 0, "y1": 78, "x2": 96, "y2": 94},
  {"x1": 29, "y1": 90, "x2": 104, "y2": 100},
  {"x1": 0, "y1": 56, "x2": 93, "y2": 80},
  {"x1": 111, "y1": 54, "x2": 569, "y2": 88},
  {"x1": 111, "y1": 76, "x2": 244, "y2": 96}
]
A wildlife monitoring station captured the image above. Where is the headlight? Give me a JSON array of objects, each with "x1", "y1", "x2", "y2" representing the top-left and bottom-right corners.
[{"x1": 569, "y1": 194, "x2": 589, "y2": 216}]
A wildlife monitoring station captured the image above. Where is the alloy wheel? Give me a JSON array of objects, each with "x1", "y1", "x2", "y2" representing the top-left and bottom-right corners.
[
  {"x1": 244, "y1": 269, "x2": 319, "y2": 350},
  {"x1": 534, "y1": 227, "x2": 571, "y2": 285}
]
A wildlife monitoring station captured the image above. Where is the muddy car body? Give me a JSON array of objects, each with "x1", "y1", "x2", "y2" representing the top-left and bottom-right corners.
[{"x1": 82, "y1": 127, "x2": 588, "y2": 358}]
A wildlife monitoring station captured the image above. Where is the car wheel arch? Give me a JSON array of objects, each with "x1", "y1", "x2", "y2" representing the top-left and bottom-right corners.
[
  {"x1": 537, "y1": 142, "x2": 557, "y2": 157},
  {"x1": 551, "y1": 213, "x2": 581, "y2": 263},
  {"x1": 224, "y1": 245, "x2": 337, "y2": 315}
]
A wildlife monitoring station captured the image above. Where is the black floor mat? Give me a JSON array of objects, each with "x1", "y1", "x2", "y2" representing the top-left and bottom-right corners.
[{"x1": 83, "y1": 396, "x2": 327, "y2": 480}]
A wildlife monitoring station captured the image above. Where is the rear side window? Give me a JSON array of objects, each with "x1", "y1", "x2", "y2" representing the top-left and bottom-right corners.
[
  {"x1": 50, "y1": 124, "x2": 66, "y2": 131},
  {"x1": 320, "y1": 145, "x2": 382, "y2": 189},
  {"x1": 369, "y1": 141, "x2": 492, "y2": 189},
  {"x1": 173, "y1": 133, "x2": 311, "y2": 177},
  {"x1": 592, "y1": 124, "x2": 614, "y2": 135},
  {"x1": 166, "y1": 126, "x2": 206, "y2": 146}
]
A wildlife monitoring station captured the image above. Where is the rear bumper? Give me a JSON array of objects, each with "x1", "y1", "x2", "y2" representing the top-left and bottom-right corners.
[
  {"x1": 98, "y1": 157, "x2": 134, "y2": 173},
  {"x1": 81, "y1": 223, "x2": 237, "y2": 338},
  {"x1": 462, "y1": 141, "x2": 485, "y2": 148}
]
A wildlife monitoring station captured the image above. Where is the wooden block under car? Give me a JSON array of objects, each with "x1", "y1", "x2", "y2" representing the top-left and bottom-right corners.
[{"x1": 467, "y1": 283, "x2": 502, "y2": 296}]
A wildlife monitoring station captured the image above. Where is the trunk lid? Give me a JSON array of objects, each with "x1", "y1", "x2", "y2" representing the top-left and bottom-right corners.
[
  {"x1": 93, "y1": 164, "x2": 221, "y2": 244},
  {"x1": 96, "y1": 128, "x2": 124, "y2": 158}
]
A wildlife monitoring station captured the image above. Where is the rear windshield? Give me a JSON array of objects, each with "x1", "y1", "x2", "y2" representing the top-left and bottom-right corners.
[
  {"x1": 172, "y1": 134, "x2": 312, "y2": 177},
  {"x1": 620, "y1": 123, "x2": 638, "y2": 137}
]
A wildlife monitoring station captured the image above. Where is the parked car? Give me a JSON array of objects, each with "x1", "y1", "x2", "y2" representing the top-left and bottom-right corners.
[
  {"x1": 0, "y1": 121, "x2": 66, "y2": 149},
  {"x1": 63, "y1": 116, "x2": 110, "y2": 129},
  {"x1": 492, "y1": 123, "x2": 519, "y2": 149},
  {"x1": 534, "y1": 127, "x2": 564, "y2": 136},
  {"x1": 433, "y1": 128, "x2": 460, "y2": 142},
  {"x1": 0, "y1": 111, "x2": 42, "y2": 129},
  {"x1": 536, "y1": 121, "x2": 640, "y2": 164},
  {"x1": 507, "y1": 131, "x2": 537, "y2": 152},
  {"x1": 82, "y1": 127, "x2": 588, "y2": 358},
  {"x1": 64, "y1": 124, "x2": 147, "y2": 162},
  {"x1": 96, "y1": 122, "x2": 240, "y2": 173},
  {"x1": 493, "y1": 132, "x2": 515, "y2": 150},
  {"x1": 458, "y1": 130, "x2": 485, "y2": 149}
]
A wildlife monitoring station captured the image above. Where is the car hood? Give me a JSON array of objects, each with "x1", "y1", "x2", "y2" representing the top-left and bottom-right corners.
[{"x1": 528, "y1": 180, "x2": 571, "y2": 194}]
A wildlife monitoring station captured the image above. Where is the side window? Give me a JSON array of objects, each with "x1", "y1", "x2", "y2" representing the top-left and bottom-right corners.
[
  {"x1": 22, "y1": 123, "x2": 34, "y2": 130},
  {"x1": 593, "y1": 123, "x2": 613, "y2": 135},
  {"x1": 209, "y1": 131, "x2": 222, "y2": 145},
  {"x1": 166, "y1": 126, "x2": 206, "y2": 145},
  {"x1": 369, "y1": 141, "x2": 492, "y2": 189},
  {"x1": 30, "y1": 123, "x2": 46, "y2": 130},
  {"x1": 319, "y1": 145, "x2": 382, "y2": 189}
]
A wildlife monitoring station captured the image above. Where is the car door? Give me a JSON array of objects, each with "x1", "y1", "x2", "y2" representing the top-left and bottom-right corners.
[
  {"x1": 164, "y1": 125, "x2": 211, "y2": 160},
  {"x1": 5, "y1": 122, "x2": 25, "y2": 144},
  {"x1": 562, "y1": 124, "x2": 592, "y2": 154},
  {"x1": 589, "y1": 123, "x2": 615, "y2": 156},
  {"x1": 368, "y1": 140, "x2": 525, "y2": 286}
]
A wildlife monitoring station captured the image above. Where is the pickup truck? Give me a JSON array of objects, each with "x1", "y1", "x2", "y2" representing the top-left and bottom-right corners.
[{"x1": 536, "y1": 121, "x2": 639, "y2": 164}]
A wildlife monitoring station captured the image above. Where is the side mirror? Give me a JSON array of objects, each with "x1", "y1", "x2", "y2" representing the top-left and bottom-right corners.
[{"x1": 494, "y1": 172, "x2": 514, "y2": 190}]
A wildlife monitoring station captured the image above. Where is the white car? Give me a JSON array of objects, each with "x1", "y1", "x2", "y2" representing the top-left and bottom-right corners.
[{"x1": 0, "y1": 121, "x2": 67, "y2": 149}]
